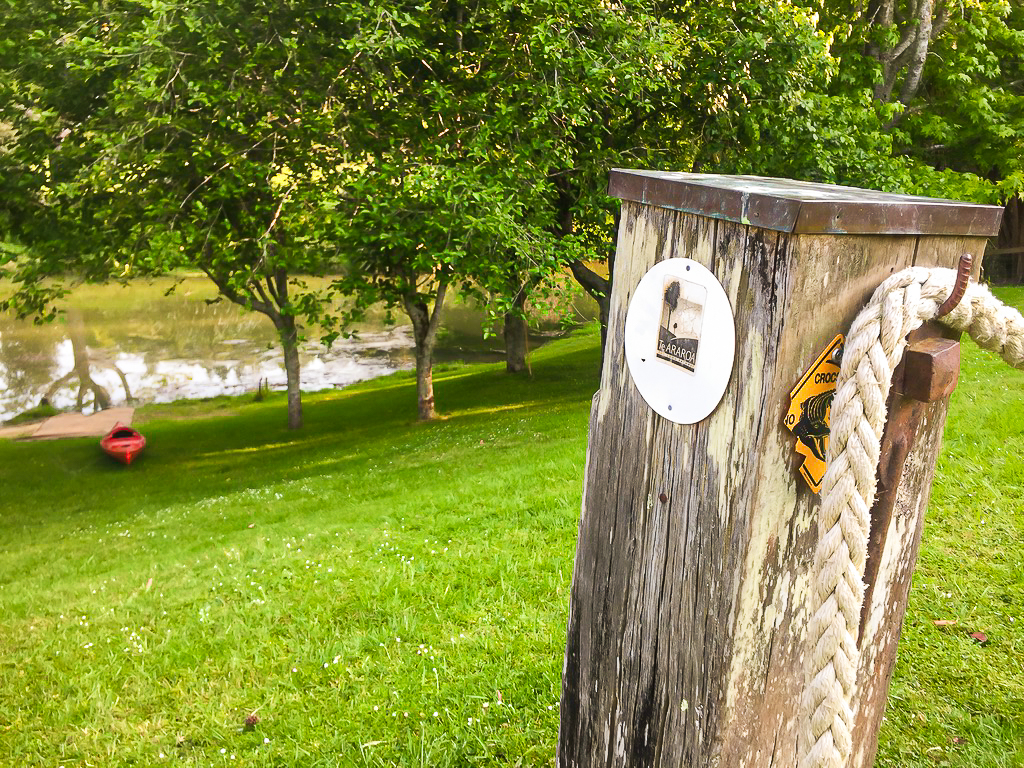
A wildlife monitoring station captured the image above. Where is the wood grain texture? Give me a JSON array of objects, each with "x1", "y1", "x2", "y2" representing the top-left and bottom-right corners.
[{"x1": 558, "y1": 197, "x2": 989, "y2": 768}]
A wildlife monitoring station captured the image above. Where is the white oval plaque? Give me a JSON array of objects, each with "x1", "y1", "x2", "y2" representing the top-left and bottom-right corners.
[{"x1": 623, "y1": 258, "x2": 736, "y2": 424}]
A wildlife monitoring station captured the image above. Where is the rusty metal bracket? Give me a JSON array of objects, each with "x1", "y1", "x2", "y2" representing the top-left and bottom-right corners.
[
  {"x1": 892, "y1": 336, "x2": 961, "y2": 403},
  {"x1": 860, "y1": 321, "x2": 961, "y2": 643},
  {"x1": 935, "y1": 253, "x2": 973, "y2": 318}
]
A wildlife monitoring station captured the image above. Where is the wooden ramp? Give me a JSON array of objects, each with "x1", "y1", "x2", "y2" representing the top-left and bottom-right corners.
[{"x1": 3, "y1": 407, "x2": 136, "y2": 441}]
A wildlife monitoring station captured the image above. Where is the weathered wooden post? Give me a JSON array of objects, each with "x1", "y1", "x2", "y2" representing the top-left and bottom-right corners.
[{"x1": 558, "y1": 171, "x2": 1003, "y2": 767}]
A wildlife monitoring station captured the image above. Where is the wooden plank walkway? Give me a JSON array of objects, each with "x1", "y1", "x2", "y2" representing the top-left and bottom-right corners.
[{"x1": 0, "y1": 407, "x2": 135, "y2": 441}]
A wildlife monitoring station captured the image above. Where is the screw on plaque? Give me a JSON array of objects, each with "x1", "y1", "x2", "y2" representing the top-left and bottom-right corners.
[{"x1": 936, "y1": 253, "x2": 973, "y2": 318}]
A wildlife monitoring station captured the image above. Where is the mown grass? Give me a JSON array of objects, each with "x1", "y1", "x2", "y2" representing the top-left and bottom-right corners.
[
  {"x1": 0, "y1": 290, "x2": 1022, "y2": 768},
  {"x1": 0, "y1": 329, "x2": 600, "y2": 768}
]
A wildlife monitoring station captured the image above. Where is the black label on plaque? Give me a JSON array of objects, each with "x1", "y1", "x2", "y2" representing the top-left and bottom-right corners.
[{"x1": 656, "y1": 276, "x2": 707, "y2": 374}]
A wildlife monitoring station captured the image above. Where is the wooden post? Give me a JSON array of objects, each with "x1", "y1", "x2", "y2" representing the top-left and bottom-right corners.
[{"x1": 558, "y1": 171, "x2": 1003, "y2": 768}]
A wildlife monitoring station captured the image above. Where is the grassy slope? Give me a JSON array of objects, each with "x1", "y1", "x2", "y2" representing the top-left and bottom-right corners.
[
  {"x1": 0, "y1": 289, "x2": 1022, "y2": 767},
  {"x1": 0, "y1": 330, "x2": 600, "y2": 768}
]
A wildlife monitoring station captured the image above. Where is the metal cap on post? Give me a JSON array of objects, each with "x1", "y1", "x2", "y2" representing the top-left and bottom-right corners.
[{"x1": 558, "y1": 171, "x2": 1002, "y2": 768}]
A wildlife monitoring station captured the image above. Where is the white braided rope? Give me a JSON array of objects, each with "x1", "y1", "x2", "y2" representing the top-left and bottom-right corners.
[{"x1": 800, "y1": 267, "x2": 1024, "y2": 768}]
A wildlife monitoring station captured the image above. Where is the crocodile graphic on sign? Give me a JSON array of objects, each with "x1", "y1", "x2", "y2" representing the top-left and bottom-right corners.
[
  {"x1": 784, "y1": 334, "x2": 845, "y2": 493},
  {"x1": 656, "y1": 276, "x2": 707, "y2": 374}
]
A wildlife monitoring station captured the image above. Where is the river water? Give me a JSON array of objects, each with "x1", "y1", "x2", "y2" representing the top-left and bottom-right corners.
[{"x1": 0, "y1": 276, "x2": 595, "y2": 421}]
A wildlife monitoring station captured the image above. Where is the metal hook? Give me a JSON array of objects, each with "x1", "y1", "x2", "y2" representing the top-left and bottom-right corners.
[{"x1": 936, "y1": 253, "x2": 973, "y2": 318}]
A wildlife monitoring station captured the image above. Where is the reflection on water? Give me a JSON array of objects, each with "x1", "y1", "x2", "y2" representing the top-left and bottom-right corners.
[{"x1": 0, "y1": 275, "x2": 594, "y2": 421}]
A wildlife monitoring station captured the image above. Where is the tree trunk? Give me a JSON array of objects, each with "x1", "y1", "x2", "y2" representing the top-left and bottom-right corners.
[
  {"x1": 503, "y1": 287, "x2": 529, "y2": 374},
  {"x1": 403, "y1": 279, "x2": 449, "y2": 420},
  {"x1": 198, "y1": 262, "x2": 304, "y2": 429},
  {"x1": 596, "y1": 291, "x2": 610, "y2": 358},
  {"x1": 866, "y1": 0, "x2": 949, "y2": 105},
  {"x1": 563, "y1": 204, "x2": 617, "y2": 368},
  {"x1": 279, "y1": 314, "x2": 303, "y2": 430},
  {"x1": 1004, "y1": 197, "x2": 1023, "y2": 283},
  {"x1": 414, "y1": 345, "x2": 436, "y2": 420},
  {"x1": 68, "y1": 308, "x2": 111, "y2": 411},
  {"x1": 568, "y1": 258, "x2": 612, "y2": 363}
]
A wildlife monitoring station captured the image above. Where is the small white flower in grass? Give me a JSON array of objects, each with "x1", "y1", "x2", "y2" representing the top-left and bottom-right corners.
[
  {"x1": 323, "y1": 662, "x2": 328, "y2": 668},
  {"x1": 433, "y1": 711, "x2": 439, "y2": 717},
  {"x1": 263, "y1": 737, "x2": 270, "y2": 744},
  {"x1": 220, "y1": 748, "x2": 226, "y2": 754},
  {"x1": 373, "y1": 706, "x2": 378, "y2": 711},
  {"x1": 482, "y1": 702, "x2": 489, "y2": 709},
  {"x1": 292, "y1": 667, "x2": 298, "y2": 673},
  {"x1": 404, "y1": 712, "x2": 409, "y2": 717}
]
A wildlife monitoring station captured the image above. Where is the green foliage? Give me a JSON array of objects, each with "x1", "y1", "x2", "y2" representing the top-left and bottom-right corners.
[
  {"x1": 329, "y1": 0, "x2": 689, "y2": 308},
  {"x1": 1, "y1": 0, "x2": 355, "y2": 296},
  {"x1": 817, "y1": 0, "x2": 1024, "y2": 203},
  {"x1": 3, "y1": 0, "x2": 1023, "y2": 380}
]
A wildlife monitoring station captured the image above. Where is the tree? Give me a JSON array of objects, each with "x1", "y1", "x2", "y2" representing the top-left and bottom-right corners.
[
  {"x1": 411, "y1": 0, "x2": 691, "y2": 356},
  {"x1": 0, "y1": 0, "x2": 372, "y2": 429},
  {"x1": 324, "y1": 0, "x2": 677, "y2": 411},
  {"x1": 337, "y1": 156, "x2": 555, "y2": 419},
  {"x1": 812, "y1": 0, "x2": 1024, "y2": 277},
  {"x1": 823, "y1": 0, "x2": 1022, "y2": 192}
]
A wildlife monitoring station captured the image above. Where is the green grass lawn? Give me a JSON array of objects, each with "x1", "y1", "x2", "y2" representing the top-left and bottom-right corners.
[{"x1": 0, "y1": 290, "x2": 1022, "y2": 768}]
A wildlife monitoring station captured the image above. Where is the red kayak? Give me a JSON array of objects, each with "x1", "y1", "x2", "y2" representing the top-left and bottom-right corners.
[{"x1": 100, "y1": 423, "x2": 146, "y2": 465}]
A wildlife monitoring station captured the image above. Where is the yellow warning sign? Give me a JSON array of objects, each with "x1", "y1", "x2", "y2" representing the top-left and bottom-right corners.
[{"x1": 784, "y1": 334, "x2": 845, "y2": 493}]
